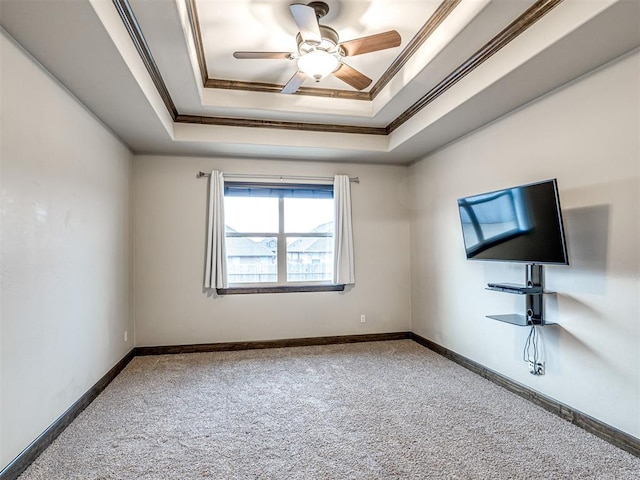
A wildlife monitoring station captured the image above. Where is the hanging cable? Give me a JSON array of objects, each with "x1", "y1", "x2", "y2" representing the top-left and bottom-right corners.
[{"x1": 523, "y1": 325, "x2": 541, "y2": 374}]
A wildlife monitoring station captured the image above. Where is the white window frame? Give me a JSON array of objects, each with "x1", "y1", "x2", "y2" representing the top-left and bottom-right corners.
[{"x1": 223, "y1": 182, "x2": 338, "y2": 292}]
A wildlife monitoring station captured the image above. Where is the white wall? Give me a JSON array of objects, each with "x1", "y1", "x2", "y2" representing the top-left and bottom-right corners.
[
  {"x1": 409, "y1": 50, "x2": 639, "y2": 437},
  {"x1": 133, "y1": 155, "x2": 411, "y2": 346},
  {"x1": 0, "y1": 31, "x2": 133, "y2": 470}
]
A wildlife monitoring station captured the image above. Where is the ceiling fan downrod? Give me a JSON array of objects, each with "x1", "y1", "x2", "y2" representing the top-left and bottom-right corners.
[{"x1": 307, "y1": 1, "x2": 330, "y2": 20}]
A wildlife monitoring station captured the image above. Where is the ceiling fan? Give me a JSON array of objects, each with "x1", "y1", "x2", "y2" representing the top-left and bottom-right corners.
[{"x1": 233, "y1": 1, "x2": 401, "y2": 94}]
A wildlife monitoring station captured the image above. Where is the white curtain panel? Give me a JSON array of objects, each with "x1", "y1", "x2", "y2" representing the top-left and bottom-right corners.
[
  {"x1": 204, "y1": 170, "x2": 228, "y2": 289},
  {"x1": 333, "y1": 175, "x2": 356, "y2": 285}
]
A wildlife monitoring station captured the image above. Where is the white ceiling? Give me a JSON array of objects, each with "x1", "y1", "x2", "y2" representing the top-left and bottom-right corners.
[{"x1": 1, "y1": 0, "x2": 639, "y2": 164}]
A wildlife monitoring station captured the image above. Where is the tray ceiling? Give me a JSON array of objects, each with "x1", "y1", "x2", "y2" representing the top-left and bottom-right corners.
[
  {"x1": 195, "y1": 0, "x2": 446, "y2": 94},
  {"x1": 1, "y1": 0, "x2": 638, "y2": 163}
]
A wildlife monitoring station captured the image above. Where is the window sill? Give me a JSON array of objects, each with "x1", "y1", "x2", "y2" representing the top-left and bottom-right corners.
[{"x1": 216, "y1": 284, "x2": 345, "y2": 295}]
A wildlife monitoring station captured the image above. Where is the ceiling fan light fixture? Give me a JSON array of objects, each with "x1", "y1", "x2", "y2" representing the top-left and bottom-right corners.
[
  {"x1": 297, "y1": 49, "x2": 340, "y2": 81},
  {"x1": 233, "y1": 3, "x2": 399, "y2": 94}
]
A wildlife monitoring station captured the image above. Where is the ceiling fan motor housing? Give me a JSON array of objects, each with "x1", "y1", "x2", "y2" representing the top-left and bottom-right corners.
[{"x1": 296, "y1": 25, "x2": 339, "y2": 54}]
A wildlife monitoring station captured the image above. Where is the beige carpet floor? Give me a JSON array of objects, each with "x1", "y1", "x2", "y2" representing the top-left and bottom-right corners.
[{"x1": 19, "y1": 340, "x2": 640, "y2": 479}]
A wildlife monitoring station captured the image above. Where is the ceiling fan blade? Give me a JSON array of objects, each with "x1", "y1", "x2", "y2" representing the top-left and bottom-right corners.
[
  {"x1": 281, "y1": 71, "x2": 307, "y2": 94},
  {"x1": 339, "y1": 30, "x2": 401, "y2": 57},
  {"x1": 233, "y1": 52, "x2": 293, "y2": 60},
  {"x1": 332, "y1": 63, "x2": 372, "y2": 91},
  {"x1": 289, "y1": 4, "x2": 321, "y2": 44}
]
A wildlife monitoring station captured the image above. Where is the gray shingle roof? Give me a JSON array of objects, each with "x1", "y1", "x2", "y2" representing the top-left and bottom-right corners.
[{"x1": 225, "y1": 223, "x2": 332, "y2": 256}]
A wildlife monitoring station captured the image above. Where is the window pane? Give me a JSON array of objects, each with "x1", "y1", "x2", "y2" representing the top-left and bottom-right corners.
[
  {"x1": 287, "y1": 236, "x2": 333, "y2": 282},
  {"x1": 284, "y1": 198, "x2": 334, "y2": 233},
  {"x1": 226, "y1": 236, "x2": 277, "y2": 284},
  {"x1": 225, "y1": 197, "x2": 278, "y2": 233},
  {"x1": 225, "y1": 184, "x2": 332, "y2": 199}
]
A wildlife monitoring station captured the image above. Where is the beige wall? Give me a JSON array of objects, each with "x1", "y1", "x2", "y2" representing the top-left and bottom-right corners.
[
  {"x1": 409, "y1": 50, "x2": 639, "y2": 437},
  {"x1": 0, "y1": 32, "x2": 133, "y2": 469},
  {"x1": 132, "y1": 155, "x2": 412, "y2": 346}
]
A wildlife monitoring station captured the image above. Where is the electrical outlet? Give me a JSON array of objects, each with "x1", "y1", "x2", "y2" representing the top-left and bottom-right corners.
[
  {"x1": 528, "y1": 361, "x2": 544, "y2": 375},
  {"x1": 360, "y1": 314, "x2": 366, "y2": 323},
  {"x1": 124, "y1": 330, "x2": 128, "y2": 343}
]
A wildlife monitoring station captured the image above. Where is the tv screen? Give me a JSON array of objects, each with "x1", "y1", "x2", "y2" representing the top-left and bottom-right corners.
[{"x1": 457, "y1": 179, "x2": 569, "y2": 265}]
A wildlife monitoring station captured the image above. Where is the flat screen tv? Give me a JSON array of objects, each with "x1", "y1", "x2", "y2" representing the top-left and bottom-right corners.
[{"x1": 457, "y1": 179, "x2": 569, "y2": 265}]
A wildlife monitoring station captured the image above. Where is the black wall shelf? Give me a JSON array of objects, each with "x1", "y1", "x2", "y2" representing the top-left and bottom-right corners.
[
  {"x1": 487, "y1": 313, "x2": 541, "y2": 326},
  {"x1": 487, "y1": 264, "x2": 554, "y2": 326}
]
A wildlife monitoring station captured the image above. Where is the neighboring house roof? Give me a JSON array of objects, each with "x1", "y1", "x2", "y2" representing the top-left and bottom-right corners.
[
  {"x1": 259, "y1": 238, "x2": 277, "y2": 253},
  {"x1": 288, "y1": 222, "x2": 333, "y2": 253},
  {"x1": 225, "y1": 227, "x2": 276, "y2": 257},
  {"x1": 226, "y1": 237, "x2": 276, "y2": 257},
  {"x1": 309, "y1": 222, "x2": 333, "y2": 234},
  {"x1": 227, "y1": 222, "x2": 333, "y2": 256},
  {"x1": 288, "y1": 236, "x2": 332, "y2": 253}
]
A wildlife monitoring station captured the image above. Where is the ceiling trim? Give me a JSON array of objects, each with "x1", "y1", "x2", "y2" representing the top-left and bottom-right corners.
[
  {"x1": 187, "y1": 0, "x2": 367, "y2": 100},
  {"x1": 175, "y1": 114, "x2": 387, "y2": 135},
  {"x1": 114, "y1": 0, "x2": 563, "y2": 136},
  {"x1": 183, "y1": 0, "x2": 208, "y2": 85},
  {"x1": 188, "y1": 0, "x2": 460, "y2": 101},
  {"x1": 387, "y1": 0, "x2": 564, "y2": 133},
  {"x1": 368, "y1": 0, "x2": 460, "y2": 100},
  {"x1": 112, "y1": 0, "x2": 177, "y2": 120},
  {"x1": 205, "y1": 78, "x2": 370, "y2": 101}
]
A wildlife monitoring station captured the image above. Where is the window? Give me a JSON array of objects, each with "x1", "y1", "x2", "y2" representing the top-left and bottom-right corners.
[{"x1": 223, "y1": 183, "x2": 335, "y2": 287}]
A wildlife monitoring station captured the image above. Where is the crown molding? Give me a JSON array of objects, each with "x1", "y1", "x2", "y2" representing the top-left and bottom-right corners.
[
  {"x1": 387, "y1": 0, "x2": 564, "y2": 133},
  {"x1": 175, "y1": 114, "x2": 387, "y2": 135},
  {"x1": 112, "y1": 0, "x2": 177, "y2": 120},
  {"x1": 114, "y1": 0, "x2": 564, "y2": 136},
  {"x1": 205, "y1": 78, "x2": 370, "y2": 100},
  {"x1": 188, "y1": 0, "x2": 461, "y2": 101},
  {"x1": 369, "y1": 0, "x2": 461, "y2": 100}
]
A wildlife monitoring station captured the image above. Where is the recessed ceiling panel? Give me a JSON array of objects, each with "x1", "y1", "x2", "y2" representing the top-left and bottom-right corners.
[{"x1": 196, "y1": 0, "x2": 438, "y2": 91}]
